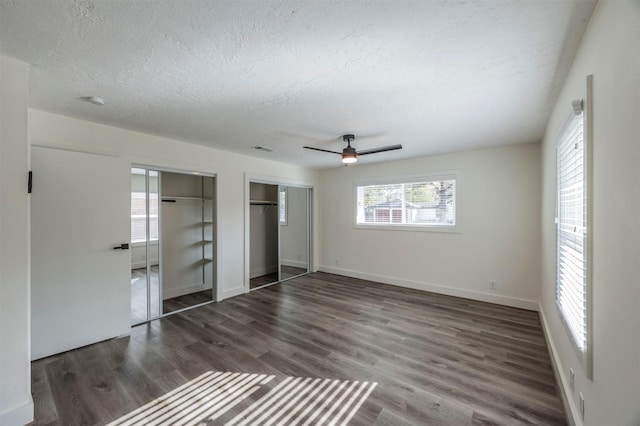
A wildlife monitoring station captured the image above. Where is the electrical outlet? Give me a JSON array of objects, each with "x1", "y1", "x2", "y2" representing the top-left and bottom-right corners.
[
  {"x1": 489, "y1": 280, "x2": 497, "y2": 291},
  {"x1": 569, "y1": 368, "x2": 575, "y2": 391},
  {"x1": 335, "y1": 259, "x2": 339, "y2": 266},
  {"x1": 579, "y1": 393, "x2": 585, "y2": 420},
  {"x1": 297, "y1": 254, "x2": 302, "y2": 261}
]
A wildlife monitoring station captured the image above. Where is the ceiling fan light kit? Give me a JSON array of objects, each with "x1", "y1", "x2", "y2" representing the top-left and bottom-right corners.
[
  {"x1": 341, "y1": 134, "x2": 358, "y2": 164},
  {"x1": 304, "y1": 134, "x2": 402, "y2": 166}
]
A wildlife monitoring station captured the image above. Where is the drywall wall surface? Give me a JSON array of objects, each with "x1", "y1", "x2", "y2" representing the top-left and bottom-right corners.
[
  {"x1": 539, "y1": 1, "x2": 640, "y2": 425},
  {"x1": 319, "y1": 142, "x2": 542, "y2": 310},
  {"x1": 28, "y1": 109, "x2": 319, "y2": 301},
  {"x1": 0, "y1": 56, "x2": 33, "y2": 424}
]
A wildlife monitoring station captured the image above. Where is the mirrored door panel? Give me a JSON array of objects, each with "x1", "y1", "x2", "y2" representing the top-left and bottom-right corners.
[
  {"x1": 130, "y1": 168, "x2": 160, "y2": 324},
  {"x1": 249, "y1": 182, "x2": 279, "y2": 289},
  {"x1": 279, "y1": 186, "x2": 310, "y2": 281}
]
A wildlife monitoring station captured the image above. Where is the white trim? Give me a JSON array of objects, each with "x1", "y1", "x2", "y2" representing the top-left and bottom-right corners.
[
  {"x1": 353, "y1": 170, "x2": 461, "y2": 187},
  {"x1": 539, "y1": 304, "x2": 581, "y2": 426},
  {"x1": 250, "y1": 266, "x2": 278, "y2": 279},
  {"x1": 353, "y1": 170, "x2": 461, "y2": 233},
  {"x1": 353, "y1": 223, "x2": 460, "y2": 233},
  {"x1": 222, "y1": 285, "x2": 246, "y2": 300},
  {"x1": 0, "y1": 397, "x2": 34, "y2": 426},
  {"x1": 280, "y1": 259, "x2": 308, "y2": 269},
  {"x1": 318, "y1": 265, "x2": 538, "y2": 311},
  {"x1": 131, "y1": 261, "x2": 159, "y2": 269}
]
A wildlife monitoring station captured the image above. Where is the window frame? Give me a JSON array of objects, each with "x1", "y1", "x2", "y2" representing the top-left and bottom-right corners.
[
  {"x1": 353, "y1": 171, "x2": 461, "y2": 233},
  {"x1": 555, "y1": 75, "x2": 593, "y2": 379}
]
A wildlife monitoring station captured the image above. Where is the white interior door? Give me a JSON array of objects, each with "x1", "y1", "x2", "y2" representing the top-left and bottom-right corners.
[{"x1": 31, "y1": 146, "x2": 131, "y2": 360}]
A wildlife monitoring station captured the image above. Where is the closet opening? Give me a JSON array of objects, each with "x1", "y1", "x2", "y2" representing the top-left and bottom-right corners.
[{"x1": 131, "y1": 167, "x2": 216, "y2": 325}]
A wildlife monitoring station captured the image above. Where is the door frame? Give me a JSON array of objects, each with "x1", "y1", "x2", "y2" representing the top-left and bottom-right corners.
[
  {"x1": 132, "y1": 164, "x2": 218, "y2": 323},
  {"x1": 244, "y1": 173, "x2": 314, "y2": 293}
]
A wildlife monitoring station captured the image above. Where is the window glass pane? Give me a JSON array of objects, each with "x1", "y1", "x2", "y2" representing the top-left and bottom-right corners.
[{"x1": 356, "y1": 178, "x2": 456, "y2": 227}]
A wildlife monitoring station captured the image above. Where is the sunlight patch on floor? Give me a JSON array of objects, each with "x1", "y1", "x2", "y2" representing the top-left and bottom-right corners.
[{"x1": 107, "y1": 371, "x2": 377, "y2": 426}]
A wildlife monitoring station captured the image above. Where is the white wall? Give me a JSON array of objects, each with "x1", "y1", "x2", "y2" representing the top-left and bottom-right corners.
[
  {"x1": 29, "y1": 109, "x2": 320, "y2": 302},
  {"x1": 319, "y1": 142, "x2": 541, "y2": 310},
  {"x1": 0, "y1": 57, "x2": 33, "y2": 424},
  {"x1": 539, "y1": 2, "x2": 640, "y2": 425}
]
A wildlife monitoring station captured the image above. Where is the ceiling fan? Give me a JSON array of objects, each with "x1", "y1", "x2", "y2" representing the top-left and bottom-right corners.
[{"x1": 303, "y1": 134, "x2": 402, "y2": 164}]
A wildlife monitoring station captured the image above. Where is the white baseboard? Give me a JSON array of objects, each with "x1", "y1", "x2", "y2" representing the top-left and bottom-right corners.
[
  {"x1": 131, "y1": 261, "x2": 159, "y2": 270},
  {"x1": 281, "y1": 259, "x2": 307, "y2": 269},
  {"x1": 250, "y1": 265, "x2": 278, "y2": 279},
  {"x1": 163, "y1": 283, "x2": 212, "y2": 300},
  {"x1": 0, "y1": 396, "x2": 33, "y2": 426},
  {"x1": 221, "y1": 285, "x2": 247, "y2": 300},
  {"x1": 539, "y1": 305, "x2": 579, "y2": 426},
  {"x1": 318, "y1": 266, "x2": 538, "y2": 311}
]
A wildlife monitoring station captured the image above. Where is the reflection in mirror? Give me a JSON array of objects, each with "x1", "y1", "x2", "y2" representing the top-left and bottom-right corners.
[
  {"x1": 130, "y1": 168, "x2": 160, "y2": 324},
  {"x1": 130, "y1": 168, "x2": 149, "y2": 324},
  {"x1": 249, "y1": 183, "x2": 279, "y2": 289},
  {"x1": 279, "y1": 186, "x2": 309, "y2": 281},
  {"x1": 131, "y1": 168, "x2": 215, "y2": 324},
  {"x1": 161, "y1": 172, "x2": 215, "y2": 315},
  {"x1": 148, "y1": 171, "x2": 161, "y2": 319}
]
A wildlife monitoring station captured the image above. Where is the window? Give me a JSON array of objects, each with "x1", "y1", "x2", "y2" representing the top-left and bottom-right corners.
[
  {"x1": 556, "y1": 98, "x2": 590, "y2": 362},
  {"x1": 355, "y1": 175, "x2": 457, "y2": 229}
]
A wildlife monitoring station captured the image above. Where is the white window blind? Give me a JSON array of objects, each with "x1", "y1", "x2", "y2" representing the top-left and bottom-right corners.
[
  {"x1": 556, "y1": 106, "x2": 587, "y2": 352},
  {"x1": 356, "y1": 177, "x2": 456, "y2": 227}
]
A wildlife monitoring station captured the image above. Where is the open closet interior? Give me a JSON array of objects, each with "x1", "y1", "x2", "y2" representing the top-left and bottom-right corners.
[
  {"x1": 249, "y1": 182, "x2": 311, "y2": 290},
  {"x1": 131, "y1": 168, "x2": 216, "y2": 325}
]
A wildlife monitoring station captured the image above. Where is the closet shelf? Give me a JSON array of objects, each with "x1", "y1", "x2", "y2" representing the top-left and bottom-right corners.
[
  {"x1": 161, "y1": 196, "x2": 212, "y2": 202},
  {"x1": 250, "y1": 199, "x2": 277, "y2": 206}
]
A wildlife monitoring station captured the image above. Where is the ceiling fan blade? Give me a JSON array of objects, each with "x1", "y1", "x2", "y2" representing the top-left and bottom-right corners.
[
  {"x1": 303, "y1": 146, "x2": 342, "y2": 155},
  {"x1": 357, "y1": 144, "x2": 403, "y2": 156}
]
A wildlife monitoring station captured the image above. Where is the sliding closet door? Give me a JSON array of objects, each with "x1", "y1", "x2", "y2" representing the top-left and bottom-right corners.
[
  {"x1": 130, "y1": 168, "x2": 161, "y2": 325},
  {"x1": 249, "y1": 182, "x2": 279, "y2": 289},
  {"x1": 31, "y1": 146, "x2": 131, "y2": 359},
  {"x1": 279, "y1": 186, "x2": 310, "y2": 280}
]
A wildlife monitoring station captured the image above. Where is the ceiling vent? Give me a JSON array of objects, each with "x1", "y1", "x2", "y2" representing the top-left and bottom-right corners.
[{"x1": 251, "y1": 145, "x2": 275, "y2": 152}]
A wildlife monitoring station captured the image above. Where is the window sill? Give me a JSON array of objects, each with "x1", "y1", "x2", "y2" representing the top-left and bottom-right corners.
[{"x1": 354, "y1": 223, "x2": 460, "y2": 234}]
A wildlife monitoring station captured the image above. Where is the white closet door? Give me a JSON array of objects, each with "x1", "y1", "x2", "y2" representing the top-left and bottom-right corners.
[{"x1": 31, "y1": 146, "x2": 131, "y2": 359}]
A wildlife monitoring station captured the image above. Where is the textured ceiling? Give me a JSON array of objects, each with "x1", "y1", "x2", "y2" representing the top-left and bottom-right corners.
[{"x1": 0, "y1": 0, "x2": 596, "y2": 169}]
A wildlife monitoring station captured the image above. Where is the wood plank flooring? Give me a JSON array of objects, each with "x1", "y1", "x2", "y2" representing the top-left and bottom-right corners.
[
  {"x1": 249, "y1": 266, "x2": 308, "y2": 289},
  {"x1": 131, "y1": 266, "x2": 213, "y2": 323},
  {"x1": 31, "y1": 272, "x2": 565, "y2": 425}
]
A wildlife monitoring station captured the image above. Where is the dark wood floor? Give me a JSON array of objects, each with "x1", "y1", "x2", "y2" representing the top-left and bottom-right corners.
[
  {"x1": 250, "y1": 266, "x2": 308, "y2": 289},
  {"x1": 31, "y1": 272, "x2": 565, "y2": 425},
  {"x1": 163, "y1": 290, "x2": 214, "y2": 313},
  {"x1": 132, "y1": 267, "x2": 213, "y2": 323}
]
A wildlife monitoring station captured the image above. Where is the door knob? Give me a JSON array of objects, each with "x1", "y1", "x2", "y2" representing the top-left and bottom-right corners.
[{"x1": 113, "y1": 243, "x2": 130, "y2": 250}]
